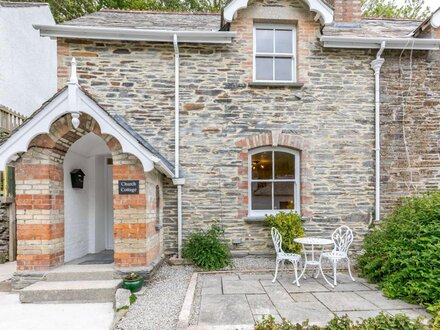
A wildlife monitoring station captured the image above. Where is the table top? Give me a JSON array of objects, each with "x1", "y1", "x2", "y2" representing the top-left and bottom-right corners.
[{"x1": 294, "y1": 237, "x2": 334, "y2": 245}]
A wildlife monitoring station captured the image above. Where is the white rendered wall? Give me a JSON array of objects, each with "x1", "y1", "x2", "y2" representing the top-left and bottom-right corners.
[
  {"x1": 64, "y1": 151, "x2": 91, "y2": 262},
  {"x1": 64, "y1": 134, "x2": 112, "y2": 262},
  {"x1": 0, "y1": 4, "x2": 56, "y2": 116}
]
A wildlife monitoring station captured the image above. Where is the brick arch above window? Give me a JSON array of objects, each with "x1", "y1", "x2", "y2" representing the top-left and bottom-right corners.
[{"x1": 235, "y1": 131, "x2": 314, "y2": 219}]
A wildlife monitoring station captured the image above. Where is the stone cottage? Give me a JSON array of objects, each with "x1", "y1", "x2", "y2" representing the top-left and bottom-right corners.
[{"x1": 0, "y1": 0, "x2": 439, "y2": 283}]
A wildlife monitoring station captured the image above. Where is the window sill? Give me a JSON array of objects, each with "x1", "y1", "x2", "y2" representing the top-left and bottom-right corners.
[
  {"x1": 244, "y1": 216, "x2": 267, "y2": 223},
  {"x1": 249, "y1": 82, "x2": 304, "y2": 88}
]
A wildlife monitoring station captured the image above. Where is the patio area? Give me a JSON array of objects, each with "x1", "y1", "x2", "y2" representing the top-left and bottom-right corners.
[{"x1": 188, "y1": 271, "x2": 431, "y2": 328}]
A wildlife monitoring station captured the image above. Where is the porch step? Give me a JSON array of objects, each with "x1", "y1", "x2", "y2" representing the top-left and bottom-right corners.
[
  {"x1": 44, "y1": 265, "x2": 115, "y2": 281},
  {"x1": 19, "y1": 279, "x2": 122, "y2": 303}
]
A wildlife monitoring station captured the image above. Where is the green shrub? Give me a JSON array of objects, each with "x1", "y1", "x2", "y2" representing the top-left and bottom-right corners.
[
  {"x1": 255, "y1": 313, "x2": 430, "y2": 330},
  {"x1": 266, "y1": 211, "x2": 305, "y2": 254},
  {"x1": 182, "y1": 224, "x2": 232, "y2": 270},
  {"x1": 357, "y1": 192, "x2": 440, "y2": 308}
]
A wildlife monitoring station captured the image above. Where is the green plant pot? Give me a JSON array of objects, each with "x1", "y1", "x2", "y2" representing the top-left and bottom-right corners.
[{"x1": 122, "y1": 278, "x2": 144, "y2": 293}]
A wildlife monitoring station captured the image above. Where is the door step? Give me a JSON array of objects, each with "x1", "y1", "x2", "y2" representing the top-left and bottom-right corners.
[
  {"x1": 19, "y1": 279, "x2": 122, "y2": 303},
  {"x1": 44, "y1": 265, "x2": 115, "y2": 281}
]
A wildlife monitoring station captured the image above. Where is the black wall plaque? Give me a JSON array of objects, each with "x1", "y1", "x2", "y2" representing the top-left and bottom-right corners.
[{"x1": 118, "y1": 180, "x2": 139, "y2": 194}]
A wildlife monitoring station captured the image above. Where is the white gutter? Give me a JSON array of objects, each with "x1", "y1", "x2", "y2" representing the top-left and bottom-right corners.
[
  {"x1": 172, "y1": 34, "x2": 185, "y2": 259},
  {"x1": 320, "y1": 36, "x2": 440, "y2": 50},
  {"x1": 371, "y1": 41, "x2": 386, "y2": 222},
  {"x1": 34, "y1": 24, "x2": 236, "y2": 44}
]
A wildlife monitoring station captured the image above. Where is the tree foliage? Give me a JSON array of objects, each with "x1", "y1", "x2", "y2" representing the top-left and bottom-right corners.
[{"x1": 362, "y1": 0, "x2": 431, "y2": 19}]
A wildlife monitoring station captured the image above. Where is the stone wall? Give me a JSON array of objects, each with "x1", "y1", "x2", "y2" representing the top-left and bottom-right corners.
[
  {"x1": 380, "y1": 50, "x2": 440, "y2": 213},
  {"x1": 57, "y1": 0, "x2": 378, "y2": 254},
  {"x1": 55, "y1": 3, "x2": 440, "y2": 255},
  {"x1": 0, "y1": 202, "x2": 9, "y2": 262}
]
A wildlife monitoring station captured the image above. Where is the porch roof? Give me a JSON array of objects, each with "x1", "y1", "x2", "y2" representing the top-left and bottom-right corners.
[{"x1": 0, "y1": 84, "x2": 174, "y2": 178}]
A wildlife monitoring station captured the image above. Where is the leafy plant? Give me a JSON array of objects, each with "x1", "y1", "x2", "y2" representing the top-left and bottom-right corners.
[
  {"x1": 362, "y1": 0, "x2": 431, "y2": 19},
  {"x1": 182, "y1": 223, "x2": 232, "y2": 270},
  {"x1": 129, "y1": 293, "x2": 137, "y2": 305},
  {"x1": 266, "y1": 211, "x2": 305, "y2": 254},
  {"x1": 255, "y1": 313, "x2": 430, "y2": 330},
  {"x1": 125, "y1": 272, "x2": 140, "y2": 281},
  {"x1": 357, "y1": 192, "x2": 440, "y2": 309}
]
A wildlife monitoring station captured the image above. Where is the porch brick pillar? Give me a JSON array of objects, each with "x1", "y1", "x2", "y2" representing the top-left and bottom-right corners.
[
  {"x1": 113, "y1": 154, "x2": 150, "y2": 269},
  {"x1": 15, "y1": 149, "x2": 64, "y2": 271}
]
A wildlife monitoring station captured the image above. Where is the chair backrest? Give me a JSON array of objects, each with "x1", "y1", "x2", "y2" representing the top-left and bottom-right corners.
[
  {"x1": 271, "y1": 227, "x2": 283, "y2": 254},
  {"x1": 332, "y1": 225, "x2": 353, "y2": 254}
]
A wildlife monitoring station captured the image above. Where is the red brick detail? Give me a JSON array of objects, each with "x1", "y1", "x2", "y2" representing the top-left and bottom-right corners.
[
  {"x1": 334, "y1": 0, "x2": 362, "y2": 23},
  {"x1": 29, "y1": 134, "x2": 56, "y2": 149},
  {"x1": 17, "y1": 223, "x2": 64, "y2": 240},
  {"x1": 15, "y1": 164, "x2": 63, "y2": 181},
  {"x1": 112, "y1": 164, "x2": 145, "y2": 180},
  {"x1": 16, "y1": 251, "x2": 64, "y2": 271},
  {"x1": 16, "y1": 194, "x2": 64, "y2": 210},
  {"x1": 146, "y1": 242, "x2": 160, "y2": 264},
  {"x1": 114, "y1": 252, "x2": 147, "y2": 268},
  {"x1": 114, "y1": 223, "x2": 147, "y2": 239},
  {"x1": 113, "y1": 194, "x2": 146, "y2": 209}
]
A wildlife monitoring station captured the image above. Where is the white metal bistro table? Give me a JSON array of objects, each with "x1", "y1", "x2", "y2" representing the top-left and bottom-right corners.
[{"x1": 293, "y1": 237, "x2": 334, "y2": 285}]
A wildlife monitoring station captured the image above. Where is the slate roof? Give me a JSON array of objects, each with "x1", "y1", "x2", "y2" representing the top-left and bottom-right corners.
[
  {"x1": 62, "y1": 9, "x2": 221, "y2": 31},
  {"x1": 0, "y1": 1, "x2": 49, "y2": 7},
  {"x1": 62, "y1": 7, "x2": 425, "y2": 39},
  {"x1": 0, "y1": 86, "x2": 174, "y2": 174},
  {"x1": 323, "y1": 18, "x2": 422, "y2": 38}
]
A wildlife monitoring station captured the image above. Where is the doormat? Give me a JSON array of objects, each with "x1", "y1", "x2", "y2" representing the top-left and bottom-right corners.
[{"x1": 79, "y1": 260, "x2": 114, "y2": 265}]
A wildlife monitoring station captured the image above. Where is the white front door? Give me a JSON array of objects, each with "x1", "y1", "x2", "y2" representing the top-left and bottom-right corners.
[{"x1": 105, "y1": 158, "x2": 114, "y2": 250}]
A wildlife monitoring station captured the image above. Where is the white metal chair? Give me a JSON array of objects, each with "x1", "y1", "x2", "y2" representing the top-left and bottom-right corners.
[
  {"x1": 319, "y1": 225, "x2": 355, "y2": 287},
  {"x1": 271, "y1": 227, "x2": 301, "y2": 286}
]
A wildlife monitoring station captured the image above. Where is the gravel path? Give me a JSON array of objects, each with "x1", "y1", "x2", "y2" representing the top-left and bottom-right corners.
[
  {"x1": 114, "y1": 256, "x2": 275, "y2": 330},
  {"x1": 115, "y1": 263, "x2": 194, "y2": 330}
]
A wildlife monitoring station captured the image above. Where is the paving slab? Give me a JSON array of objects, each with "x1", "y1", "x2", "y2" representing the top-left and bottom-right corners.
[
  {"x1": 277, "y1": 301, "x2": 334, "y2": 326},
  {"x1": 387, "y1": 309, "x2": 432, "y2": 321},
  {"x1": 315, "y1": 277, "x2": 372, "y2": 292},
  {"x1": 198, "y1": 294, "x2": 254, "y2": 326},
  {"x1": 246, "y1": 294, "x2": 278, "y2": 315},
  {"x1": 290, "y1": 292, "x2": 319, "y2": 303},
  {"x1": 222, "y1": 279, "x2": 265, "y2": 295},
  {"x1": 201, "y1": 276, "x2": 222, "y2": 295},
  {"x1": 264, "y1": 283, "x2": 295, "y2": 311},
  {"x1": 278, "y1": 277, "x2": 329, "y2": 293},
  {"x1": 239, "y1": 273, "x2": 274, "y2": 280},
  {"x1": 314, "y1": 292, "x2": 378, "y2": 311},
  {"x1": 356, "y1": 291, "x2": 421, "y2": 310}
]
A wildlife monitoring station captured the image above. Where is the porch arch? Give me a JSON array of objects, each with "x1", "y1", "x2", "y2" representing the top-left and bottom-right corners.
[{"x1": 14, "y1": 112, "x2": 161, "y2": 271}]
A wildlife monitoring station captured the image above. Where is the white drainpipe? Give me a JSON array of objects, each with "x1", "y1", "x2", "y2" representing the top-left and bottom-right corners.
[
  {"x1": 172, "y1": 34, "x2": 185, "y2": 258},
  {"x1": 370, "y1": 41, "x2": 386, "y2": 221}
]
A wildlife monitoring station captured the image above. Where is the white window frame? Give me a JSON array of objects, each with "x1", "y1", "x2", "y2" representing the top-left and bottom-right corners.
[
  {"x1": 253, "y1": 23, "x2": 297, "y2": 83},
  {"x1": 248, "y1": 147, "x2": 300, "y2": 217}
]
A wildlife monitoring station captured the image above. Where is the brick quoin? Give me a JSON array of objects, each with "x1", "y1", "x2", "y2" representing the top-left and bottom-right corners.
[
  {"x1": 334, "y1": 0, "x2": 362, "y2": 23},
  {"x1": 17, "y1": 252, "x2": 64, "y2": 271},
  {"x1": 17, "y1": 223, "x2": 64, "y2": 240}
]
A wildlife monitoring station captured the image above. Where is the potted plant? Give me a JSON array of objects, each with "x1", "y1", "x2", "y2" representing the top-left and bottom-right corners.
[{"x1": 122, "y1": 273, "x2": 144, "y2": 293}]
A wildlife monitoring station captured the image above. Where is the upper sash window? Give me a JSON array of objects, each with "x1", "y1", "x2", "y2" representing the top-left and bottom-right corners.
[{"x1": 253, "y1": 24, "x2": 297, "y2": 83}]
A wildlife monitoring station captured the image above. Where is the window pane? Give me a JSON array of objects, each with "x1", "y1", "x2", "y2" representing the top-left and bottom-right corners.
[
  {"x1": 275, "y1": 58, "x2": 292, "y2": 81},
  {"x1": 256, "y1": 57, "x2": 273, "y2": 81},
  {"x1": 251, "y1": 151, "x2": 273, "y2": 180},
  {"x1": 256, "y1": 29, "x2": 273, "y2": 53},
  {"x1": 252, "y1": 182, "x2": 272, "y2": 210},
  {"x1": 275, "y1": 30, "x2": 293, "y2": 53},
  {"x1": 274, "y1": 182, "x2": 295, "y2": 210},
  {"x1": 275, "y1": 152, "x2": 295, "y2": 179}
]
